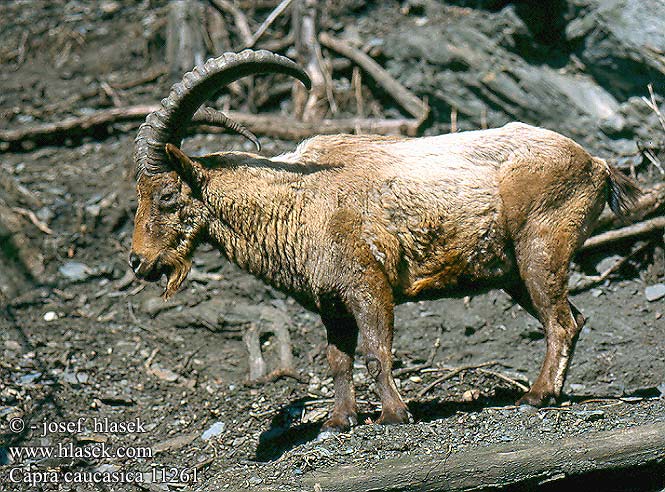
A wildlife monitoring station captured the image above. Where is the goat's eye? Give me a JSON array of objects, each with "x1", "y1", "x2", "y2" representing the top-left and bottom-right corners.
[{"x1": 159, "y1": 191, "x2": 178, "y2": 210}]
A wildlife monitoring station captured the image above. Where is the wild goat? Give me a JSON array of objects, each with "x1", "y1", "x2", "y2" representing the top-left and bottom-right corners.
[{"x1": 130, "y1": 50, "x2": 640, "y2": 434}]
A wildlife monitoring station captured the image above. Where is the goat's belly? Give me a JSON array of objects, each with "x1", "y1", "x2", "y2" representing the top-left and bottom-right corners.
[
  {"x1": 397, "y1": 249, "x2": 516, "y2": 301},
  {"x1": 388, "y1": 223, "x2": 515, "y2": 301}
]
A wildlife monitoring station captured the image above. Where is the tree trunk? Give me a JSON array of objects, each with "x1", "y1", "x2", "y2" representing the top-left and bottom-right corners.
[{"x1": 305, "y1": 422, "x2": 665, "y2": 492}]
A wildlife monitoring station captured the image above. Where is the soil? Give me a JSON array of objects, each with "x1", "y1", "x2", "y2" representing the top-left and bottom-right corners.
[{"x1": 0, "y1": 1, "x2": 664, "y2": 492}]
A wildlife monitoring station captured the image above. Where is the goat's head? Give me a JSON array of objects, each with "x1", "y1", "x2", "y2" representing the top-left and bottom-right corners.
[{"x1": 129, "y1": 50, "x2": 311, "y2": 298}]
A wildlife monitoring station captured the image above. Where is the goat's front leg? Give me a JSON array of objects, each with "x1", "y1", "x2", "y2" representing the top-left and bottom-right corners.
[{"x1": 345, "y1": 285, "x2": 411, "y2": 425}]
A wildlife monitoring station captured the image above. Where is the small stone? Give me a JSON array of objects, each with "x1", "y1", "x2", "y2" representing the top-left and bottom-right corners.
[
  {"x1": 44, "y1": 311, "x2": 58, "y2": 321},
  {"x1": 18, "y1": 372, "x2": 42, "y2": 385},
  {"x1": 645, "y1": 283, "x2": 665, "y2": 302},
  {"x1": 59, "y1": 261, "x2": 92, "y2": 282},
  {"x1": 409, "y1": 375, "x2": 422, "y2": 383},
  {"x1": 148, "y1": 364, "x2": 179, "y2": 382},
  {"x1": 201, "y1": 421, "x2": 225, "y2": 441},
  {"x1": 4, "y1": 340, "x2": 21, "y2": 351},
  {"x1": 100, "y1": 1, "x2": 120, "y2": 14},
  {"x1": 462, "y1": 389, "x2": 480, "y2": 402},
  {"x1": 569, "y1": 383, "x2": 586, "y2": 392}
]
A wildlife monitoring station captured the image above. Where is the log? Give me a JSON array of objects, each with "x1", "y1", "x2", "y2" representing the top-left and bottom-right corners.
[
  {"x1": 0, "y1": 104, "x2": 425, "y2": 151},
  {"x1": 201, "y1": 111, "x2": 423, "y2": 137},
  {"x1": 319, "y1": 32, "x2": 429, "y2": 121},
  {"x1": 305, "y1": 421, "x2": 665, "y2": 492},
  {"x1": 0, "y1": 105, "x2": 159, "y2": 150}
]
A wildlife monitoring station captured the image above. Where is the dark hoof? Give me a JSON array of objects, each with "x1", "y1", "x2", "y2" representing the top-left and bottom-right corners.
[
  {"x1": 516, "y1": 390, "x2": 556, "y2": 407},
  {"x1": 376, "y1": 406, "x2": 412, "y2": 425},
  {"x1": 319, "y1": 414, "x2": 357, "y2": 438}
]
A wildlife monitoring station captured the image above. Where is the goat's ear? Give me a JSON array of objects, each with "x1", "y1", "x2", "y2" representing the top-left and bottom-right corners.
[{"x1": 165, "y1": 144, "x2": 207, "y2": 191}]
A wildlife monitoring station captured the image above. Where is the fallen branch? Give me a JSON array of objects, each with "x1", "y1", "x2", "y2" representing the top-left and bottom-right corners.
[
  {"x1": 208, "y1": 0, "x2": 253, "y2": 47},
  {"x1": 581, "y1": 215, "x2": 665, "y2": 251},
  {"x1": 476, "y1": 368, "x2": 529, "y2": 393},
  {"x1": 11, "y1": 207, "x2": 53, "y2": 234},
  {"x1": 246, "y1": 0, "x2": 293, "y2": 48},
  {"x1": 319, "y1": 32, "x2": 429, "y2": 122},
  {"x1": 305, "y1": 422, "x2": 665, "y2": 492},
  {"x1": 201, "y1": 111, "x2": 424, "y2": 137},
  {"x1": 0, "y1": 105, "x2": 158, "y2": 150},
  {"x1": 417, "y1": 361, "x2": 499, "y2": 398},
  {"x1": 570, "y1": 241, "x2": 652, "y2": 293},
  {"x1": 594, "y1": 182, "x2": 665, "y2": 231},
  {"x1": 1, "y1": 104, "x2": 426, "y2": 151}
]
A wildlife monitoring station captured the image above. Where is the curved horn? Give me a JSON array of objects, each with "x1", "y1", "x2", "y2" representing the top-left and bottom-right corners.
[
  {"x1": 191, "y1": 106, "x2": 261, "y2": 152},
  {"x1": 134, "y1": 49, "x2": 311, "y2": 177}
]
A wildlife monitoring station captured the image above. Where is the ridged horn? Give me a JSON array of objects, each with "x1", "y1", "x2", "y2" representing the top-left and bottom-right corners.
[
  {"x1": 191, "y1": 106, "x2": 261, "y2": 152},
  {"x1": 134, "y1": 49, "x2": 311, "y2": 177}
]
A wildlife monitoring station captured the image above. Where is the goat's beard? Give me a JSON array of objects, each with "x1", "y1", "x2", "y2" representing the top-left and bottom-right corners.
[{"x1": 162, "y1": 253, "x2": 192, "y2": 300}]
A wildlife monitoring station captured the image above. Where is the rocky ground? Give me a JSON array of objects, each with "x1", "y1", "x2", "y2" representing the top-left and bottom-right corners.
[{"x1": 0, "y1": 1, "x2": 664, "y2": 491}]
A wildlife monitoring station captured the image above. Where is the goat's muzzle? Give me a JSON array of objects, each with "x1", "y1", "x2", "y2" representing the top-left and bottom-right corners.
[{"x1": 129, "y1": 252, "x2": 170, "y2": 282}]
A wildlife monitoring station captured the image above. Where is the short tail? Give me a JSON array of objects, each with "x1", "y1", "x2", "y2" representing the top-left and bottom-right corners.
[{"x1": 603, "y1": 160, "x2": 641, "y2": 218}]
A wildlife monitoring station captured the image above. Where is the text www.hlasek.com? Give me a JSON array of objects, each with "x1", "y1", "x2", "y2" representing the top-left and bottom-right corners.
[{"x1": 9, "y1": 442, "x2": 152, "y2": 460}]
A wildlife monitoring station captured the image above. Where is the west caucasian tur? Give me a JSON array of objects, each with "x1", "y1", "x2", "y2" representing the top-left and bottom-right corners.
[{"x1": 129, "y1": 50, "x2": 640, "y2": 435}]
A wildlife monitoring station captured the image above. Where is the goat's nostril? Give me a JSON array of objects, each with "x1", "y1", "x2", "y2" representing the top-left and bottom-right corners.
[{"x1": 129, "y1": 252, "x2": 142, "y2": 272}]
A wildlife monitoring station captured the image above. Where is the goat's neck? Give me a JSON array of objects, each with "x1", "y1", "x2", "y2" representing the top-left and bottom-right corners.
[{"x1": 203, "y1": 160, "x2": 310, "y2": 290}]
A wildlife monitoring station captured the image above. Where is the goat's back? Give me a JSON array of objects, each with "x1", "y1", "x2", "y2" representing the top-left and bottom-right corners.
[{"x1": 278, "y1": 123, "x2": 607, "y2": 299}]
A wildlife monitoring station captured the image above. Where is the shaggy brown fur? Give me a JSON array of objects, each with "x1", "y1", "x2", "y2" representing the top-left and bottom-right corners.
[{"x1": 131, "y1": 122, "x2": 639, "y2": 433}]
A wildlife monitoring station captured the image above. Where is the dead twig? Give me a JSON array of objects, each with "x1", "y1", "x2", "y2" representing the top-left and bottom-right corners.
[
  {"x1": 393, "y1": 336, "x2": 441, "y2": 377},
  {"x1": 319, "y1": 32, "x2": 429, "y2": 122},
  {"x1": 641, "y1": 83, "x2": 665, "y2": 133},
  {"x1": 109, "y1": 66, "x2": 167, "y2": 90},
  {"x1": 208, "y1": 0, "x2": 253, "y2": 47},
  {"x1": 247, "y1": 0, "x2": 293, "y2": 48},
  {"x1": 11, "y1": 207, "x2": 53, "y2": 234},
  {"x1": 417, "y1": 361, "x2": 500, "y2": 398},
  {"x1": 352, "y1": 66, "x2": 364, "y2": 118},
  {"x1": 100, "y1": 81, "x2": 122, "y2": 108},
  {"x1": 570, "y1": 241, "x2": 652, "y2": 293},
  {"x1": 581, "y1": 215, "x2": 665, "y2": 251},
  {"x1": 476, "y1": 368, "x2": 529, "y2": 393}
]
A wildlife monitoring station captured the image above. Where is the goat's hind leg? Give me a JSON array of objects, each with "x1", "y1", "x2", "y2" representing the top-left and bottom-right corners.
[
  {"x1": 511, "y1": 235, "x2": 586, "y2": 407},
  {"x1": 319, "y1": 313, "x2": 359, "y2": 435}
]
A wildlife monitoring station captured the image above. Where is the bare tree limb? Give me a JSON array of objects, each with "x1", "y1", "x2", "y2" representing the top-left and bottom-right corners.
[
  {"x1": 246, "y1": 0, "x2": 293, "y2": 48},
  {"x1": 0, "y1": 105, "x2": 159, "y2": 150},
  {"x1": 594, "y1": 182, "x2": 665, "y2": 231},
  {"x1": 0, "y1": 104, "x2": 425, "y2": 152},
  {"x1": 319, "y1": 32, "x2": 429, "y2": 122},
  {"x1": 570, "y1": 241, "x2": 652, "y2": 293},
  {"x1": 581, "y1": 216, "x2": 665, "y2": 251},
  {"x1": 208, "y1": 0, "x2": 253, "y2": 47}
]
